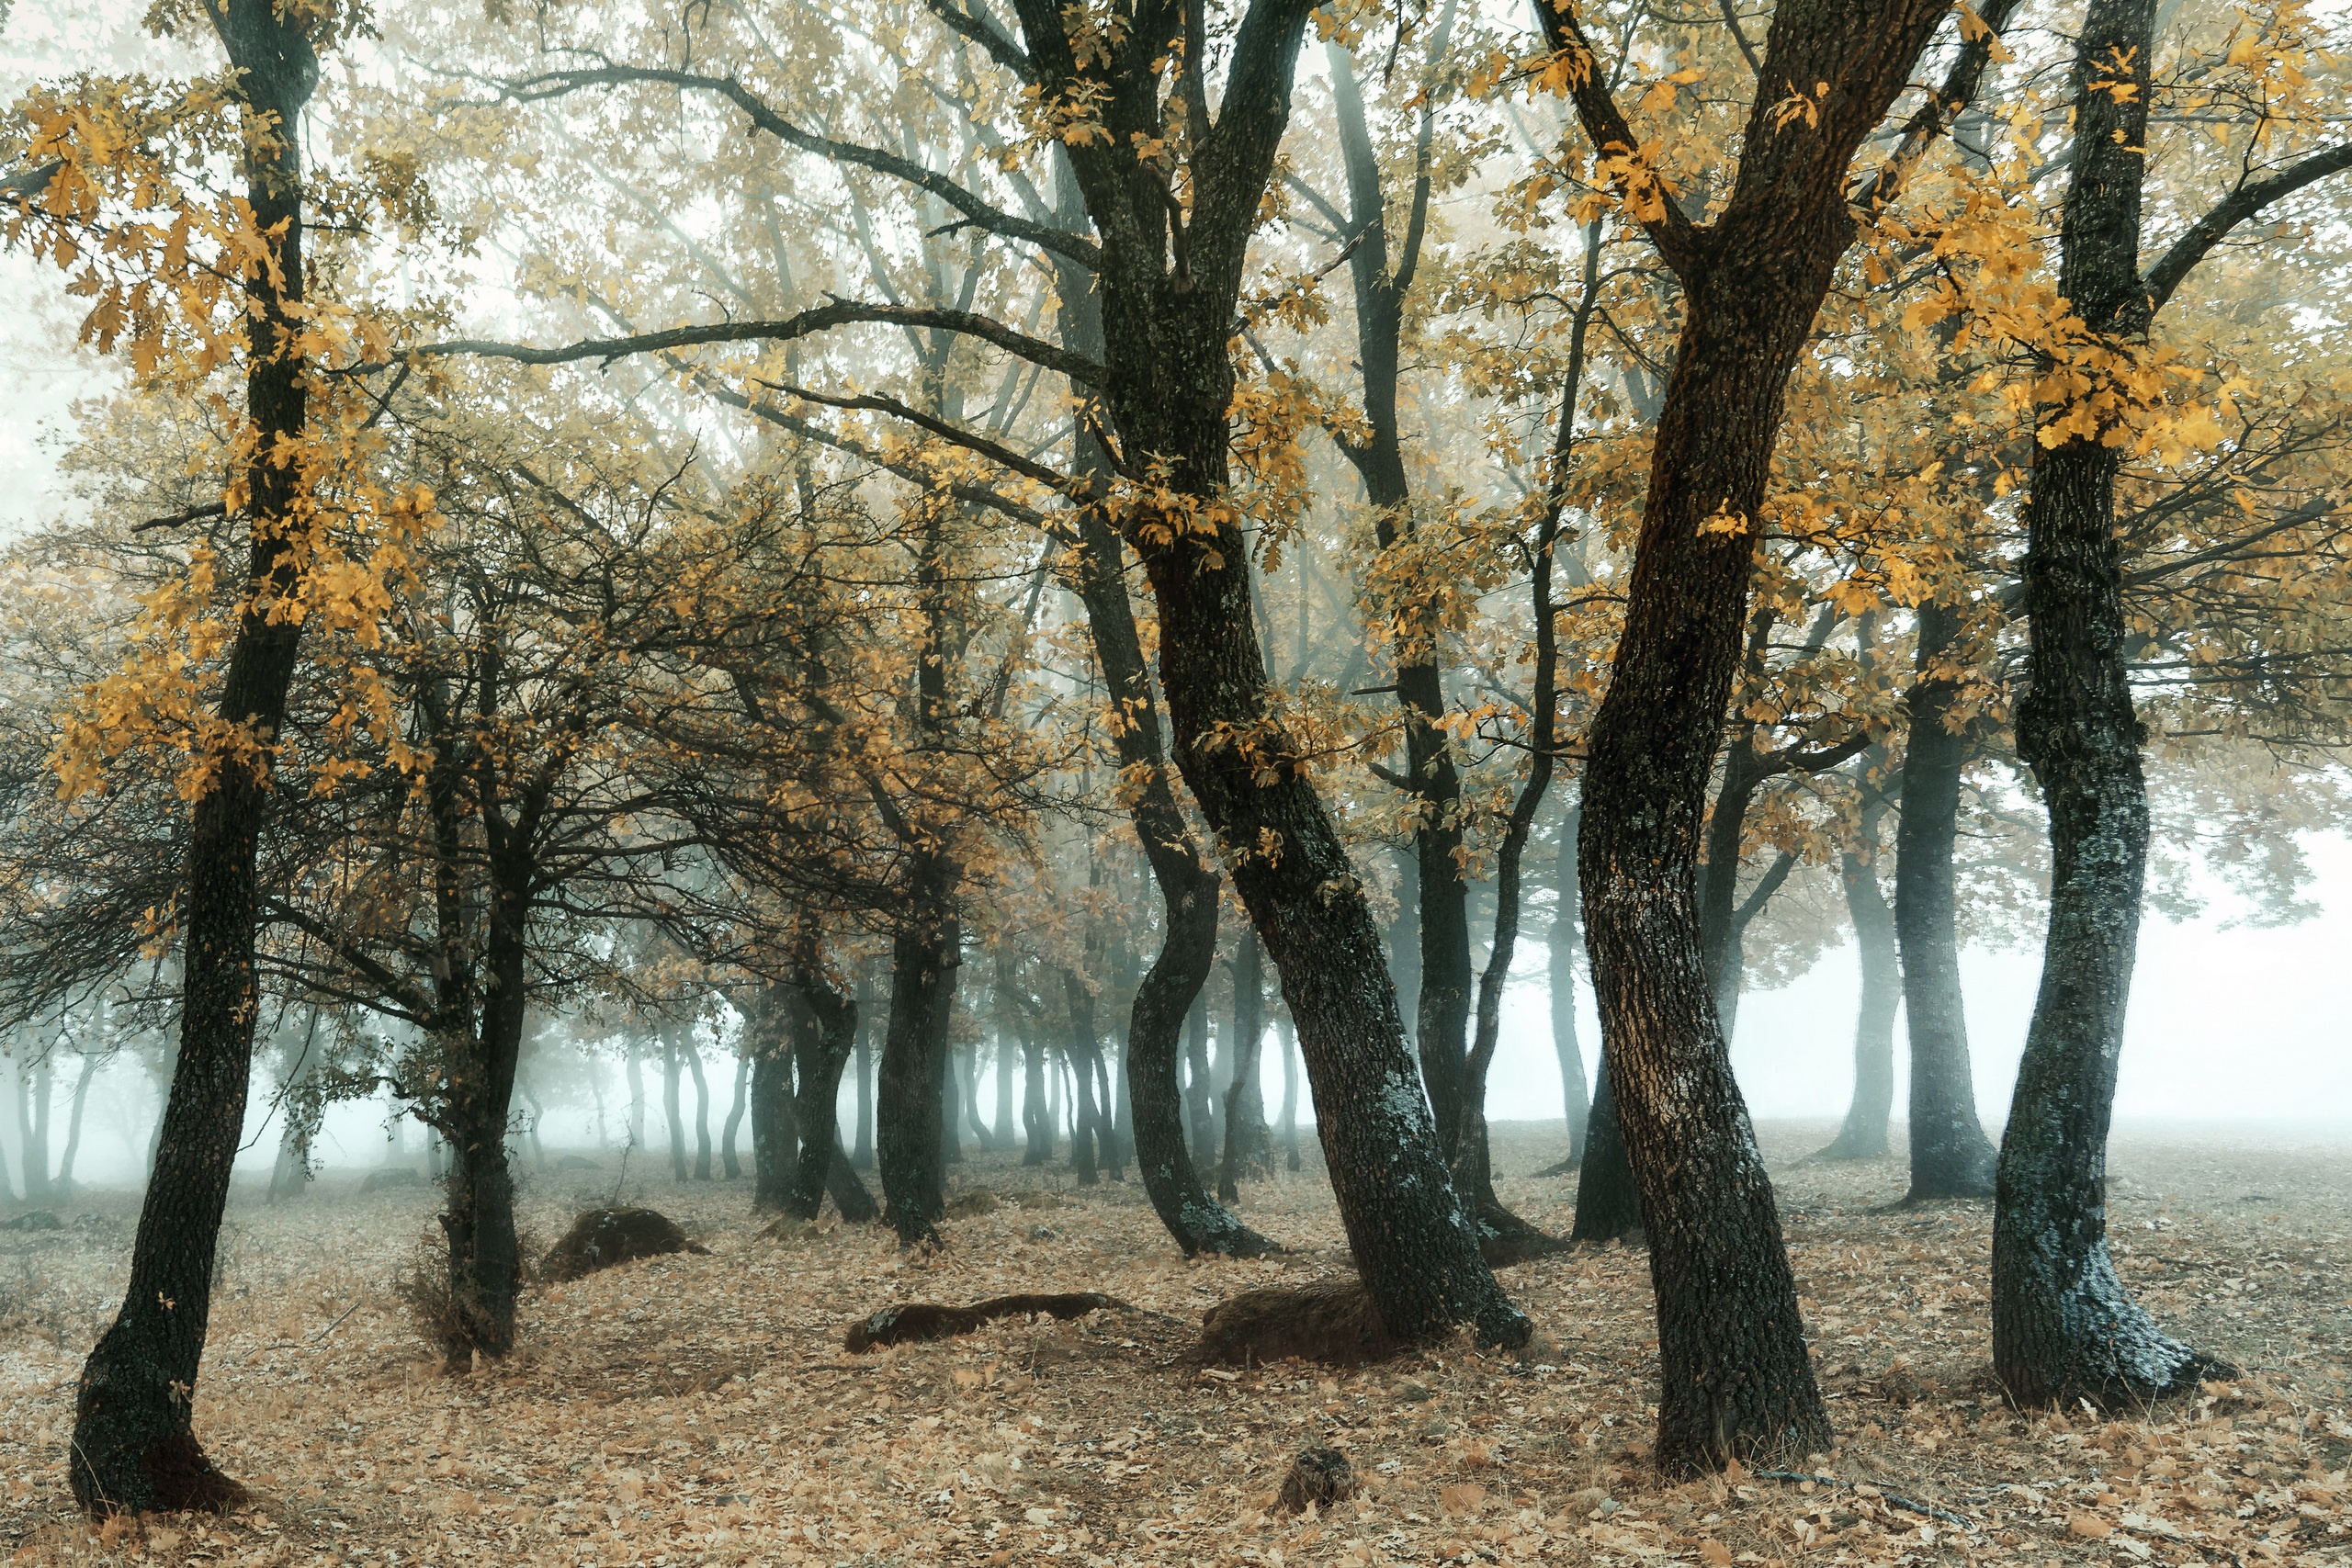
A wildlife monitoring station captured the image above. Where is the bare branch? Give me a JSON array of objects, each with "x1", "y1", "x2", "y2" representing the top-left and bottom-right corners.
[{"x1": 2142, "y1": 141, "x2": 2352, "y2": 318}]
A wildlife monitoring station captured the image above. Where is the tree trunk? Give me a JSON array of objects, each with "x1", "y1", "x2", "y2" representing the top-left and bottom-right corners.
[
  {"x1": 959, "y1": 1044, "x2": 993, "y2": 1151},
  {"x1": 625, "y1": 1043, "x2": 647, "y2": 1152},
  {"x1": 55, "y1": 1052, "x2": 98, "y2": 1197},
  {"x1": 720, "y1": 1051, "x2": 747, "y2": 1179},
  {"x1": 1021, "y1": 1031, "x2": 1051, "y2": 1165},
  {"x1": 1994, "y1": 0, "x2": 2222, "y2": 1404},
  {"x1": 851, "y1": 1024, "x2": 874, "y2": 1169},
  {"x1": 684, "y1": 1037, "x2": 713, "y2": 1180},
  {"x1": 22, "y1": 1055, "x2": 54, "y2": 1205},
  {"x1": 992, "y1": 1034, "x2": 1015, "y2": 1144},
  {"x1": 1547, "y1": 0, "x2": 1965, "y2": 1463},
  {"x1": 1182, "y1": 990, "x2": 1215, "y2": 1164},
  {"x1": 1570, "y1": 1045, "x2": 1642, "y2": 1242},
  {"x1": 1049, "y1": 197, "x2": 1266, "y2": 1250},
  {"x1": 1819, "y1": 745, "x2": 1899, "y2": 1162},
  {"x1": 937, "y1": 1032, "x2": 964, "y2": 1167},
  {"x1": 70, "y1": 2, "x2": 320, "y2": 1512},
  {"x1": 789, "y1": 967, "x2": 873, "y2": 1223},
  {"x1": 1278, "y1": 1011, "x2": 1302, "y2": 1172},
  {"x1": 1216, "y1": 927, "x2": 1270, "y2": 1201},
  {"x1": 876, "y1": 910, "x2": 957, "y2": 1245},
  {"x1": 1896, "y1": 603, "x2": 1999, "y2": 1198},
  {"x1": 662, "y1": 1030, "x2": 689, "y2": 1182},
  {"x1": 747, "y1": 987, "x2": 797, "y2": 1214},
  {"x1": 1545, "y1": 817, "x2": 1589, "y2": 1173}
]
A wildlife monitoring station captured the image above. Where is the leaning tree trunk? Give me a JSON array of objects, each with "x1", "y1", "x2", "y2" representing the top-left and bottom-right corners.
[
  {"x1": 1020, "y1": 1031, "x2": 1051, "y2": 1165},
  {"x1": 787, "y1": 967, "x2": 876, "y2": 1224},
  {"x1": 720, "y1": 1053, "x2": 747, "y2": 1179},
  {"x1": 662, "y1": 1030, "x2": 689, "y2": 1182},
  {"x1": 1994, "y1": 0, "x2": 2223, "y2": 1404},
  {"x1": 1049, "y1": 193, "x2": 1274, "y2": 1255},
  {"x1": 1896, "y1": 602, "x2": 1999, "y2": 1199},
  {"x1": 71, "y1": 2, "x2": 320, "y2": 1512},
  {"x1": 1544, "y1": 0, "x2": 1965, "y2": 1469},
  {"x1": 684, "y1": 1038, "x2": 713, "y2": 1179},
  {"x1": 1090, "y1": 89, "x2": 1519, "y2": 1347}
]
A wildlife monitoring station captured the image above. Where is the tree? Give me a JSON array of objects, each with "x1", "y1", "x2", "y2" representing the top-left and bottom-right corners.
[{"x1": 1535, "y1": 0, "x2": 2008, "y2": 1471}]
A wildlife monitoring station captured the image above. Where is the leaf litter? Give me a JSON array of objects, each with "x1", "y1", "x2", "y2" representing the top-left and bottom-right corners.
[{"x1": 2, "y1": 1121, "x2": 2346, "y2": 1566}]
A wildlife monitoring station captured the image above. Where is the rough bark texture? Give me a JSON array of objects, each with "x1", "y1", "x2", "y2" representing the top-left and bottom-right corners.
[
  {"x1": 1543, "y1": 0, "x2": 1960, "y2": 1471},
  {"x1": 1326, "y1": 40, "x2": 1473, "y2": 1161},
  {"x1": 69, "y1": 2, "x2": 318, "y2": 1512},
  {"x1": 1011, "y1": 0, "x2": 1521, "y2": 1348},
  {"x1": 1216, "y1": 928, "x2": 1272, "y2": 1200},
  {"x1": 1896, "y1": 604, "x2": 1999, "y2": 1198},
  {"x1": 876, "y1": 911, "x2": 957, "y2": 1245},
  {"x1": 787, "y1": 967, "x2": 867, "y2": 1223},
  {"x1": 1993, "y1": 0, "x2": 2224, "y2": 1404},
  {"x1": 747, "y1": 987, "x2": 797, "y2": 1215}
]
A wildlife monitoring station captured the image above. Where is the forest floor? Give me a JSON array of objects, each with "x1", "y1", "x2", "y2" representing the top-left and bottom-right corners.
[{"x1": 2, "y1": 1119, "x2": 2347, "y2": 1568}]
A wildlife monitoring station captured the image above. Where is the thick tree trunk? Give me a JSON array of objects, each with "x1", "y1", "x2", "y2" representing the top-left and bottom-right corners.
[
  {"x1": 788, "y1": 968, "x2": 874, "y2": 1223},
  {"x1": 1994, "y1": 0, "x2": 2222, "y2": 1404},
  {"x1": 747, "y1": 987, "x2": 797, "y2": 1214},
  {"x1": 1896, "y1": 603, "x2": 1999, "y2": 1199},
  {"x1": 720, "y1": 1051, "x2": 747, "y2": 1179},
  {"x1": 70, "y1": 3, "x2": 319, "y2": 1511},
  {"x1": 876, "y1": 910, "x2": 957, "y2": 1245},
  {"x1": 1549, "y1": 0, "x2": 1966, "y2": 1462},
  {"x1": 1060, "y1": 966, "x2": 1102, "y2": 1184},
  {"x1": 437, "y1": 869, "x2": 533, "y2": 1363}
]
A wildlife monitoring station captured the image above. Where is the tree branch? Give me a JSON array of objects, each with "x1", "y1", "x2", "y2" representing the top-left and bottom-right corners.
[
  {"x1": 410, "y1": 299, "x2": 1105, "y2": 385},
  {"x1": 1849, "y1": 0, "x2": 2027, "y2": 216},
  {"x1": 2141, "y1": 141, "x2": 2352, "y2": 318},
  {"x1": 1530, "y1": 3, "x2": 1705, "y2": 277},
  {"x1": 498, "y1": 65, "x2": 1102, "y2": 269}
]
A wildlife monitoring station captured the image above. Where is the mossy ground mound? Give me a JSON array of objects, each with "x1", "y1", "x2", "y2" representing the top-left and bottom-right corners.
[
  {"x1": 1196, "y1": 1274, "x2": 1400, "y2": 1367},
  {"x1": 542, "y1": 1207, "x2": 705, "y2": 1281}
]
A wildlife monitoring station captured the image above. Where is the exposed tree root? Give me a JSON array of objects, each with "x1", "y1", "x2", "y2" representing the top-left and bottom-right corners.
[
  {"x1": 541, "y1": 1208, "x2": 706, "y2": 1281},
  {"x1": 842, "y1": 1292, "x2": 1131, "y2": 1352},
  {"x1": 138, "y1": 1432, "x2": 250, "y2": 1514},
  {"x1": 1196, "y1": 1275, "x2": 1401, "y2": 1367},
  {"x1": 1474, "y1": 1202, "x2": 1575, "y2": 1268}
]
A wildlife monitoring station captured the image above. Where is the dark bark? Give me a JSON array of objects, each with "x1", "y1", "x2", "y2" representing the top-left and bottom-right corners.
[
  {"x1": 1016, "y1": 0, "x2": 1521, "y2": 1346},
  {"x1": 1060, "y1": 966, "x2": 1102, "y2": 1184},
  {"x1": 1895, "y1": 603, "x2": 2000, "y2": 1198},
  {"x1": 1182, "y1": 991, "x2": 1214, "y2": 1164},
  {"x1": 1993, "y1": 0, "x2": 2228, "y2": 1404},
  {"x1": 850, "y1": 1021, "x2": 874, "y2": 1170},
  {"x1": 1325, "y1": 39, "x2": 1473, "y2": 1161},
  {"x1": 876, "y1": 912, "x2": 958, "y2": 1245},
  {"x1": 1216, "y1": 927, "x2": 1270, "y2": 1201},
  {"x1": 959, "y1": 1044, "x2": 994, "y2": 1151},
  {"x1": 1570, "y1": 1045, "x2": 1642, "y2": 1241},
  {"x1": 789, "y1": 964, "x2": 871, "y2": 1223},
  {"x1": 71, "y1": 2, "x2": 319, "y2": 1512},
  {"x1": 1817, "y1": 748, "x2": 1898, "y2": 1162},
  {"x1": 1047, "y1": 186, "x2": 1268, "y2": 1252},
  {"x1": 747, "y1": 987, "x2": 797, "y2": 1214},
  {"x1": 1541, "y1": 0, "x2": 1961, "y2": 1470},
  {"x1": 720, "y1": 1052, "x2": 747, "y2": 1179},
  {"x1": 991, "y1": 1034, "x2": 1015, "y2": 1144}
]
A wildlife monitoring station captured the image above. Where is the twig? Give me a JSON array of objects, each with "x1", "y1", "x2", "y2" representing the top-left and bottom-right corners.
[
  {"x1": 241, "y1": 1297, "x2": 365, "y2": 1363},
  {"x1": 1750, "y1": 1469, "x2": 1978, "y2": 1532}
]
